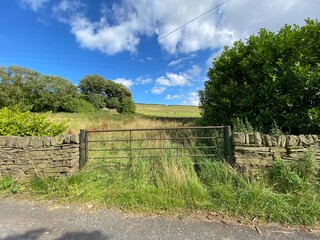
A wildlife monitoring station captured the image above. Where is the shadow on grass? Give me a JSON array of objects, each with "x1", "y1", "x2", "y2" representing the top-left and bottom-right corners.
[{"x1": 1, "y1": 228, "x2": 109, "y2": 240}]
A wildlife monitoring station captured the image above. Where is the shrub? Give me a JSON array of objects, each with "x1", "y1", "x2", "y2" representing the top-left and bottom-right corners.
[
  {"x1": 61, "y1": 98, "x2": 96, "y2": 113},
  {"x1": 0, "y1": 106, "x2": 67, "y2": 136},
  {"x1": 293, "y1": 150, "x2": 318, "y2": 183},
  {"x1": 267, "y1": 158, "x2": 304, "y2": 193},
  {"x1": 117, "y1": 97, "x2": 136, "y2": 114}
]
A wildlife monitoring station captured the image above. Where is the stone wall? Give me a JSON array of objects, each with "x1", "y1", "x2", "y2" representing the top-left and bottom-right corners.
[
  {"x1": 233, "y1": 132, "x2": 320, "y2": 170},
  {"x1": 0, "y1": 135, "x2": 79, "y2": 178}
]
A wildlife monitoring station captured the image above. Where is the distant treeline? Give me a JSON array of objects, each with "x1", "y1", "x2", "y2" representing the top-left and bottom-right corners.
[{"x1": 0, "y1": 66, "x2": 135, "y2": 113}]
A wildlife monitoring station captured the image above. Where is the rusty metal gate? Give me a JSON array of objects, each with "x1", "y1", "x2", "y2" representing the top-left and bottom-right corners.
[{"x1": 79, "y1": 126, "x2": 232, "y2": 169}]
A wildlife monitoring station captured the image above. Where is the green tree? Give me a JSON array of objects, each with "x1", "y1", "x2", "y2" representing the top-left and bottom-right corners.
[
  {"x1": 199, "y1": 19, "x2": 320, "y2": 134},
  {"x1": 0, "y1": 66, "x2": 39, "y2": 109},
  {"x1": 0, "y1": 66, "x2": 94, "y2": 113},
  {"x1": 79, "y1": 74, "x2": 136, "y2": 113}
]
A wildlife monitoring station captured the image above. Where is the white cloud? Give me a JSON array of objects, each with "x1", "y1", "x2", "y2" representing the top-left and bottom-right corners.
[
  {"x1": 168, "y1": 59, "x2": 182, "y2": 67},
  {"x1": 187, "y1": 65, "x2": 201, "y2": 77},
  {"x1": 206, "y1": 48, "x2": 224, "y2": 67},
  {"x1": 182, "y1": 92, "x2": 199, "y2": 106},
  {"x1": 156, "y1": 72, "x2": 190, "y2": 87},
  {"x1": 43, "y1": 0, "x2": 320, "y2": 55},
  {"x1": 136, "y1": 77, "x2": 153, "y2": 85},
  {"x1": 165, "y1": 94, "x2": 184, "y2": 100},
  {"x1": 20, "y1": 0, "x2": 49, "y2": 12},
  {"x1": 168, "y1": 54, "x2": 197, "y2": 67},
  {"x1": 113, "y1": 78, "x2": 134, "y2": 88},
  {"x1": 151, "y1": 86, "x2": 166, "y2": 95}
]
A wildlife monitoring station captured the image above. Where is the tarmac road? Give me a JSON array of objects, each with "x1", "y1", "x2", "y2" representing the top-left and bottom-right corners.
[{"x1": 0, "y1": 198, "x2": 319, "y2": 240}]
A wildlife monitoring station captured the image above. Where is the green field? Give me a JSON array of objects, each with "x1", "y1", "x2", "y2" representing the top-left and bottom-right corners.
[{"x1": 136, "y1": 104, "x2": 200, "y2": 118}]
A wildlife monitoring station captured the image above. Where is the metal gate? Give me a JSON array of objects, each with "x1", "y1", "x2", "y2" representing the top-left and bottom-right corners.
[{"x1": 79, "y1": 126, "x2": 232, "y2": 169}]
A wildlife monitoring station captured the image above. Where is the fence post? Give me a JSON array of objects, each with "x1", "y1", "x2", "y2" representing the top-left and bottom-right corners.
[
  {"x1": 223, "y1": 126, "x2": 233, "y2": 164},
  {"x1": 79, "y1": 129, "x2": 86, "y2": 169}
]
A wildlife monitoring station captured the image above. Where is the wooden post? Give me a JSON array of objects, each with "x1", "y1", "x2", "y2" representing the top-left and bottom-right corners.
[
  {"x1": 79, "y1": 129, "x2": 86, "y2": 169},
  {"x1": 224, "y1": 126, "x2": 233, "y2": 164}
]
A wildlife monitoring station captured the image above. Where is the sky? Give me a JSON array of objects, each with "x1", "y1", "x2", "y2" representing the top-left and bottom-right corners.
[{"x1": 0, "y1": 0, "x2": 319, "y2": 105}]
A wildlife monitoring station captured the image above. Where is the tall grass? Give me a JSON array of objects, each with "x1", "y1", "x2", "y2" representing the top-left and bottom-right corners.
[{"x1": 2, "y1": 112, "x2": 320, "y2": 225}]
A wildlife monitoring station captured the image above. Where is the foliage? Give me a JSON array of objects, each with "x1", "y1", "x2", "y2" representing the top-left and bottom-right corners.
[
  {"x1": 267, "y1": 158, "x2": 305, "y2": 193},
  {"x1": 61, "y1": 97, "x2": 96, "y2": 113},
  {"x1": 0, "y1": 176, "x2": 20, "y2": 195},
  {"x1": 232, "y1": 118, "x2": 254, "y2": 133},
  {"x1": 268, "y1": 153, "x2": 318, "y2": 194},
  {"x1": 199, "y1": 19, "x2": 320, "y2": 134},
  {"x1": 117, "y1": 97, "x2": 136, "y2": 114},
  {"x1": 0, "y1": 66, "x2": 95, "y2": 113},
  {"x1": 79, "y1": 74, "x2": 136, "y2": 113},
  {"x1": 0, "y1": 106, "x2": 67, "y2": 136}
]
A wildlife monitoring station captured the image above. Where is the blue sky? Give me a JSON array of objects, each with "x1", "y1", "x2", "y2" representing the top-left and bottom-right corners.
[{"x1": 0, "y1": 0, "x2": 319, "y2": 105}]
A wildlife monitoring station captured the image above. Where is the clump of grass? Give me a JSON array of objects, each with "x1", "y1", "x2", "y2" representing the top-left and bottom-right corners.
[
  {"x1": 28, "y1": 152, "x2": 320, "y2": 226},
  {"x1": 0, "y1": 176, "x2": 20, "y2": 195},
  {"x1": 197, "y1": 158, "x2": 320, "y2": 225},
  {"x1": 30, "y1": 153, "x2": 209, "y2": 211}
]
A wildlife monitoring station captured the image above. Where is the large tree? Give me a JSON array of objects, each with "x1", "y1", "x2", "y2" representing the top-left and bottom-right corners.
[
  {"x1": 0, "y1": 66, "x2": 94, "y2": 113},
  {"x1": 79, "y1": 74, "x2": 136, "y2": 113},
  {"x1": 199, "y1": 19, "x2": 320, "y2": 134}
]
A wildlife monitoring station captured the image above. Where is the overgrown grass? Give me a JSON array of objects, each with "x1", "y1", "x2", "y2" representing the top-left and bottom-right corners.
[{"x1": 1, "y1": 110, "x2": 320, "y2": 226}]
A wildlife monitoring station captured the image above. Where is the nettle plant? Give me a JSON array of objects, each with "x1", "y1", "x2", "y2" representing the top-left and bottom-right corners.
[{"x1": 0, "y1": 106, "x2": 67, "y2": 136}]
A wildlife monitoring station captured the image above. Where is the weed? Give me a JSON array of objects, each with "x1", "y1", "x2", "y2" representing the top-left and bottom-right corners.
[{"x1": 0, "y1": 176, "x2": 20, "y2": 195}]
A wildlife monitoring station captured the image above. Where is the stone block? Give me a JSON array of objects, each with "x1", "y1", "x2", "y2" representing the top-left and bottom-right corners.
[
  {"x1": 248, "y1": 134, "x2": 255, "y2": 144},
  {"x1": 277, "y1": 135, "x2": 286, "y2": 147},
  {"x1": 245, "y1": 134, "x2": 250, "y2": 144},
  {"x1": 264, "y1": 135, "x2": 272, "y2": 147},
  {"x1": 254, "y1": 132, "x2": 262, "y2": 146},
  {"x1": 298, "y1": 135, "x2": 309, "y2": 147},
  {"x1": 233, "y1": 133, "x2": 246, "y2": 144},
  {"x1": 0, "y1": 137, "x2": 8, "y2": 146},
  {"x1": 286, "y1": 135, "x2": 299, "y2": 147},
  {"x1": 271, "y1": 136, "x2": 278, "y2": 147},
  {"x1": 70, "y1": 134, "x2": 80, "y2": 144}
]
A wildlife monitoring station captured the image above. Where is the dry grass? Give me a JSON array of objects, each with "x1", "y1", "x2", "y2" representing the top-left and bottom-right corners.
[
  {"x1": 136, "y1": 104, "x2": 200, "y2": 118},
  {"x1": 46, "y1": 111, "x2": 190, "y2": 134}
]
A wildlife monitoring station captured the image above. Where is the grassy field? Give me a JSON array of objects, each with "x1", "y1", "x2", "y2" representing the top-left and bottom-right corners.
[
  {"x1": 1, "y1": 107, "x2": 320, "y2": 226},
  {"x1": 135, "y1": 104, "x2": 201, "y2": 118}
]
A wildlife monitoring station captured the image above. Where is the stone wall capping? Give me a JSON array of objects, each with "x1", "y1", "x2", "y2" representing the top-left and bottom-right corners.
[
  {"x1": 233, "y1": 132, "x2": 320, "y2": 171},
  {"x1": 0, "y1": 134, "x2": 79, "y2": 178}
]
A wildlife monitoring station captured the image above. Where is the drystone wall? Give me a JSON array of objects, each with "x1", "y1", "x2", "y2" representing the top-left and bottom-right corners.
[
  {"x1": 0, "y1": 135, "x2": 79, "y2": 178},
  {"x1": 233, "y1": 132, "x2": 320, "y2": 170}
]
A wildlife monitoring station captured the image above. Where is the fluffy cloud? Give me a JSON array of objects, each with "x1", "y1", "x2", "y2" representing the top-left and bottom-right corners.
[
  {"x1": 155, "y1": 72, "x2": 190, "y2": 87},
  {"x1": 187, "y1": 65, "x2": 201, "y2": 77},
  {"x1": 165, "y1": 94, "x2": 184, "y2": 100},
  {"x1": 151, "y1": 86, "x2": 166, "y2": 95},
  {"x1": 113, "y1": 78, "x2": 134, "y2": 88},
  {"x1": 20, "y1": 0, "x2": 49, "y2": 12},
  {"x1": 182, "y1": 92, "x2": 199, "y2": 106},
  {"x1": 48, "y1": 0, "x2": 318, "y2": 55}
]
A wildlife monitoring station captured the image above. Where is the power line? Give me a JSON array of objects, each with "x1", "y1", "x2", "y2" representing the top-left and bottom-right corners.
[{"x1": 94, "y1": 0, "x2": 230, "y2": 74}]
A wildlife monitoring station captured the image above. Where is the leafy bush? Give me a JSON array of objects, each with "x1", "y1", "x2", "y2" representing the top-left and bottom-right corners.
[
  {"x1": 61, "y1": 98, "x2": 96, "y2": 113},
  {"x1": 232, "y1": 118, "x2": 254, "y2": 133},
  {"x1": 0, "y1": 106, "x2": 67, "y2": 136},
  {"x1": 267, "y1": 158, "x2": 304, "y2": 193},
  {"x1": 293, "y1": 150, "x2": 318, "y2": 183},
  {"x1": 117, "y1": 97, "x2": 136, "y2": 114},
  {"x1": 200, "y1": 19, "x2": 320, "y2": 134}
]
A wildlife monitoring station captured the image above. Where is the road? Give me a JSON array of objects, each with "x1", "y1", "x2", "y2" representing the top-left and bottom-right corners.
[{"x1": 0, "y1": 198, "x2": 319, "y2": 240}]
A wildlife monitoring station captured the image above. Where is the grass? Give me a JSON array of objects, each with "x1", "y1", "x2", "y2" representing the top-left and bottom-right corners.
[
  {"x1": 1, "y1": 109, "x2": 320, "y2": 226},
  {"x1": 135, "y1": 103, "x2": 200, "y2": 118}
]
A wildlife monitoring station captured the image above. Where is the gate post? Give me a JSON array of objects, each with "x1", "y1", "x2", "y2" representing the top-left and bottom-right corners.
[
  {"x1": 79, "y1": 129, "x2": 86, "y2": 169},
  {"x1": 223, "y1": 126, "x2": 233, "y2": 164}
]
